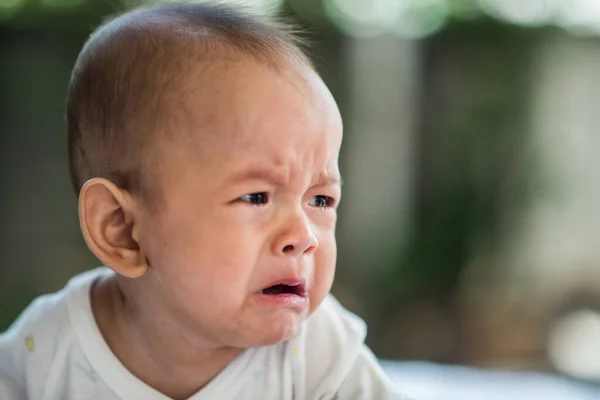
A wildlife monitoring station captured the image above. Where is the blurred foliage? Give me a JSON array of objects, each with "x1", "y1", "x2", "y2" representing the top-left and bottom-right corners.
[
  {"x1": 376, "y1": 18, "x2": 541, "y2": 315},
  {"x1": 2, "y1": 0, "x2": 599, "y2": 39}
]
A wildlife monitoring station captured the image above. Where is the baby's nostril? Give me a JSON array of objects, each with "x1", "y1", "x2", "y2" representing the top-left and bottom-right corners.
[{"x1": 282, "y1": 245, "x2": 294, "y2": 253}]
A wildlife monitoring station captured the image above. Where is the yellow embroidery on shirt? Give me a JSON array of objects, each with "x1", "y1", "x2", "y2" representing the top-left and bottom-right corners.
[
  {"x1": 25, "y1": 337, "x2": 35, "y2": 352},
  {"x1": 292, "y1": 347, "x2": 300, "y2": 357}
]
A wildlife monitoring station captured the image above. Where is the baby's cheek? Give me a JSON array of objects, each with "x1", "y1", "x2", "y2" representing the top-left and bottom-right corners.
[{"x1": 308, "y1": 245, "x2": 336, "y2": 314}]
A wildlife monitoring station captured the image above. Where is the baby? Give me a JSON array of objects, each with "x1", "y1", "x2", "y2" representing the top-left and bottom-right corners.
[{"x1": 0, "y1": 2, "x2": 406, "y2": 399}]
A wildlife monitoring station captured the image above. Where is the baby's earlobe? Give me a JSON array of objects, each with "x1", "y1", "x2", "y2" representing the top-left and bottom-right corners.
[{"x1": 78, "y1": 178, "x2": 149, "y2": 278}]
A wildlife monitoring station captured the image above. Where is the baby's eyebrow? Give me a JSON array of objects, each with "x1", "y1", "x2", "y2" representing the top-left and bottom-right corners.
[
  {"x1": 226, "y1": 167, "x2": 286, "y2": 186},
  {"x1": 225, "y1": 166, "x2": 343, "y2": 187},
  {"x1": 322, "y1": 175, "x2": 343, "y2": 186},
  {"x1": 316, "y1": 173, "x2": 343, "y2": 187}
]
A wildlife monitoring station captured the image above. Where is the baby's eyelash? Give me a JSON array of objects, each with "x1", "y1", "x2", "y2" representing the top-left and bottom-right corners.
[
  {"x1": 240, "y1": 192, "x2": 269, "y2": 206},
  {"x1": 238, "y1": 193, "x2": 337, "y2": 209},
  {"x1": 309, "y1": 195, "x2": 336, "y2": 209}
]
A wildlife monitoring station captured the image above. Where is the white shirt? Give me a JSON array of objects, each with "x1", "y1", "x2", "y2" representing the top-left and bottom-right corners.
[{"x1": 0, "y1": 268, "x2": 406, "y2": 400}]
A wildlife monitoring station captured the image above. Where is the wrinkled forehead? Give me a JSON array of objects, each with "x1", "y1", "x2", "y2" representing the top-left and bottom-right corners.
[
  {"x1": 144, "y1": 60, "x2": 342, "y2": 211},
  {"x1": 170, "y1": 56, "x2": 343, "y2": 161}
]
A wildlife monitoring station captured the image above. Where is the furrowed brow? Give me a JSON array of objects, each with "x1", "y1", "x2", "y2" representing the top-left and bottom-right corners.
[
  {"x1": 318, "y1": 173, "x2": 342, "y2": 187},
  {"x1": 226, "y1": 166, "x2": 287, "y2": 186}
]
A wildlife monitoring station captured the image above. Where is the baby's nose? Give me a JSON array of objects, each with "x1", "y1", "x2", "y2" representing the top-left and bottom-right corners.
[{"x1": 272, "y1": 214, "x2": 319, "y2": 257}]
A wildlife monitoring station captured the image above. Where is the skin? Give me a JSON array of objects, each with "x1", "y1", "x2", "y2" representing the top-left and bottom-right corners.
[{"x1": 78, "y1": 57, "x2": 343, "y2": 399}]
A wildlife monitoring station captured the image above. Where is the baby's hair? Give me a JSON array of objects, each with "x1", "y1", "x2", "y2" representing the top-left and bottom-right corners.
[{"x1": 66, "y1": 1, "x2": 312, "y2": 206}]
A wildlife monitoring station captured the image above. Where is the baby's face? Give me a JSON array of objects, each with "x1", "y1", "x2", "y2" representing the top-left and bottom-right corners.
[{"x1": 135, "y1": 60, "x2": 343, "y2": 348}]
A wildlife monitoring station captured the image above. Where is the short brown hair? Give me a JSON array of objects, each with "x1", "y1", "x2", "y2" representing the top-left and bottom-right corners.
[{"x1": 66, "y1": 1, "x2": 312, "y2": 205}]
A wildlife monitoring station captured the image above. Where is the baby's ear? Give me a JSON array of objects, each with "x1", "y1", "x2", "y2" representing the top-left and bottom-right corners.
[{"x1": 78, "y1": 178, "x2": 148, "y2": 278}]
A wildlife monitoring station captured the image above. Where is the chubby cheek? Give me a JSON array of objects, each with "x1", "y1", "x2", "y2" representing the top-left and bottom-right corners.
[
  {"x1": 308, "y1": 235, "x2": 337, "y2": 314},
  {"x1": 141, "y1": 212, "x2": 260, "y2": 307}
]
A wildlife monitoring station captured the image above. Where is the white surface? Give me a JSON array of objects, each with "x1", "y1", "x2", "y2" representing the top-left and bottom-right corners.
[{"x1": 382, "y1": 360, "x2": 600, "y2": 400}]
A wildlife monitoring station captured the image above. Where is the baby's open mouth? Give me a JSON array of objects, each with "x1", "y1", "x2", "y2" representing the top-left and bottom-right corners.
[
  {"x1": 261, "y1": 280, "x2": 307, "y2": 297},
  {"x1": 257, "y1": 279, "x2": 309, "y2": 311}
]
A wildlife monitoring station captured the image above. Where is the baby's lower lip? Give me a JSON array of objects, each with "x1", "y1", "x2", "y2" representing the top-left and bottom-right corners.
[{"x1": 256, "y1": 292, "x2": 309, "y2": 312}]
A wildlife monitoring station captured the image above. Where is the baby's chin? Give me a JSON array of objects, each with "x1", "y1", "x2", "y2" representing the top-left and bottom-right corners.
[
  {"x1": 244, "y1": 294, "x2": 328, "y2": 347},
  {"x1": 236, "y1": 313, "x2": 306, "y2": 348}
]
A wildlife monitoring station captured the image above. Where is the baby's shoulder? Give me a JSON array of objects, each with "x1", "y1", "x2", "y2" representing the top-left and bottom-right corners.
[
  {"x1": 0, "y1": 269, "x2": 103, "y2": 396},
  {"x1": 5, "y1": 286, "x2": 71, "y2": 336},
  {"x1": 0, "y1": 284, "x2": 73, "y2": 378},
  {"x1": 0, "y1": 286, "x2": 69, "y2": 396}
]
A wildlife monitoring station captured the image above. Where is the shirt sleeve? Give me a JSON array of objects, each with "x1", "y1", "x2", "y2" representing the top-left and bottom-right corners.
[
  {"x1": 0, "y1": 291, "x2": 71, "y2": 400},
  {"x1": 0, "y1": 370, "x2": 27, "y2": 400},
  {"x1": 336, "y1": 345, "x2": 410, "y2": 400}
]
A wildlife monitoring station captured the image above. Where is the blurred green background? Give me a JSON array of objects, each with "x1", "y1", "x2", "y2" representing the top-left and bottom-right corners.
[{"x1": 3, "y1": 0, "x2": 600, "y2": 383}]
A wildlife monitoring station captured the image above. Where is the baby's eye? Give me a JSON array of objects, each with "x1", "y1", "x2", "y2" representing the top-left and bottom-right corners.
[
  {"x1": 309, "y1": 195, "x2": 335, "y2": 209},
  {"x1": 240, "y1": 192, "x2": 269, "y2": 206}
]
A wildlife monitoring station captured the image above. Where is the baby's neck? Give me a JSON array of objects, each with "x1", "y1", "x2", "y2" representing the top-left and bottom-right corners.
[{"x1": 91, "y1": 274, "x2": 242, "y2": 400}]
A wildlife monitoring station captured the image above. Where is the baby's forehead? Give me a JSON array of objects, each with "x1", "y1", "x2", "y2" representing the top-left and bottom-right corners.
[
  {"x1": 151, "y1": 63, "x2": 342, "y2": 199},
  {"x1": 195, "y1": 69, "x2": 336, "y2": 140},
  {"x1": 161, "y1": 67, "x2": 338, "y2": 151}
]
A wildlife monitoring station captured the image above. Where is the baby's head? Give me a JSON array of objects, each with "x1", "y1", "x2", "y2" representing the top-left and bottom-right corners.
[{"x1": 67, "y1": 2, "x2": 343, "y2": 348}]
